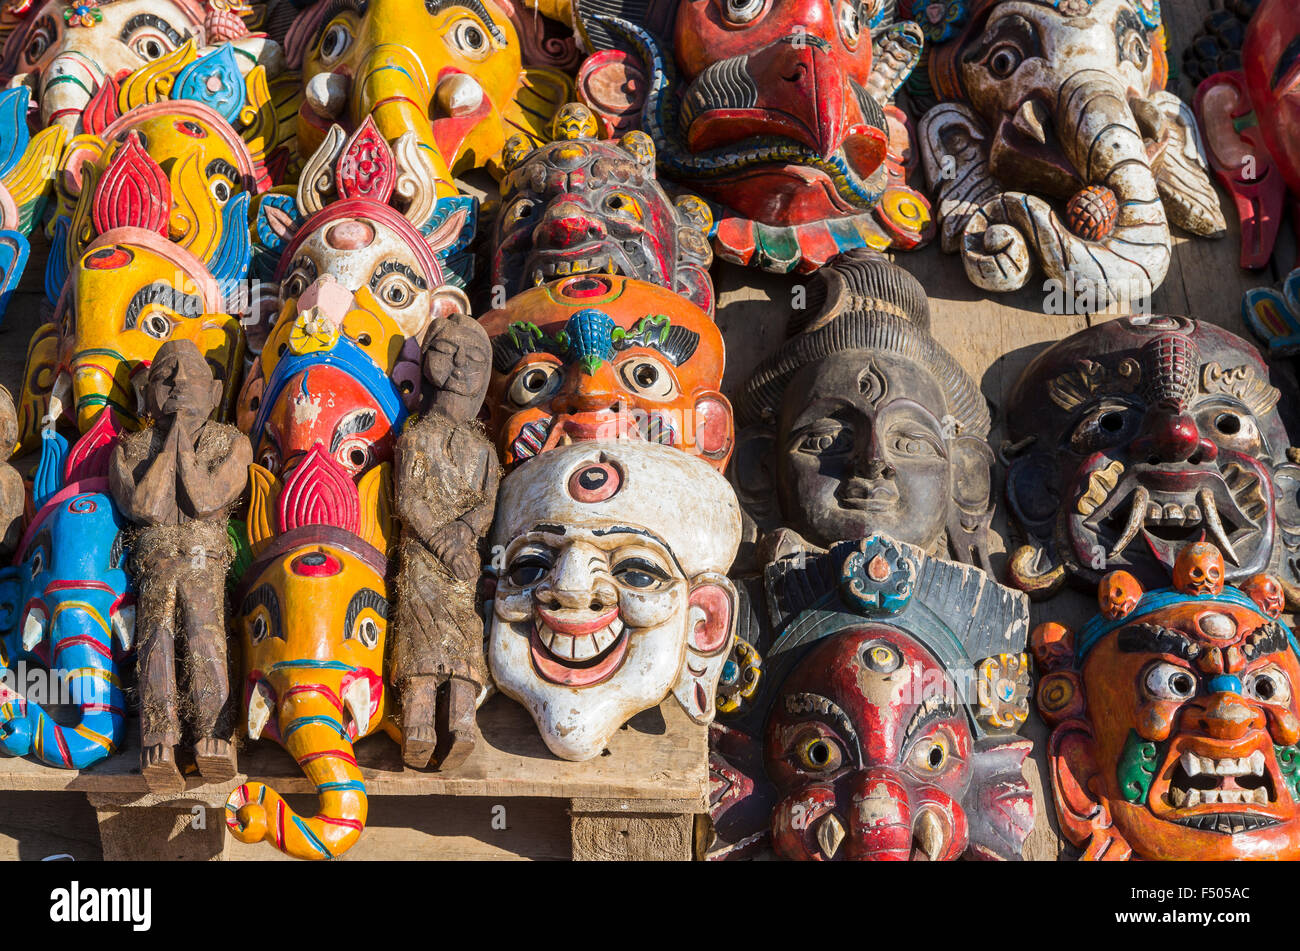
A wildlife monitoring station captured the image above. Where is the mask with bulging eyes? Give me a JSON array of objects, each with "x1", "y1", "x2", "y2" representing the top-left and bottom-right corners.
[{"x1": 1004, "y1": 315, "x2": 1300, "y2": 602}]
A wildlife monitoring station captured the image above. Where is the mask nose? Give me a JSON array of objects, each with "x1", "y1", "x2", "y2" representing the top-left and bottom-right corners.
[
  {"x1": 846, "y1": 767, "x2": 913, "y2": 861},
  {"x1": 1134, "y1": 402, "x2": 1217, "y2": 464},
  {"x1": 536, "y1": 543, "x2": 617, "y2": 613},
  {"x1": 552, "y1": 361, "x2": 621, "y2": 415},
  {"x1": 853, "y1": 423, "x2": 894, "y2": 480},
  {"x1": 1199, "y1": 683, "x2": 1265, "y2": 741},
  {"x1": 533, "y1": 199, "x2": 605, "y2": 249}
]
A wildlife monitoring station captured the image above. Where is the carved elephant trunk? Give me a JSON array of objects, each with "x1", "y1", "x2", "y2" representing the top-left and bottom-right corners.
[
  {"x1": 965, "y1": 69, "x2": 1170, "y2": 305},
  {"x1": 225, "y1": 672, "x2": 368, "y2": 860},
  {"x1": 32, "y1": 51, "x2": 106, "y2": 131}
]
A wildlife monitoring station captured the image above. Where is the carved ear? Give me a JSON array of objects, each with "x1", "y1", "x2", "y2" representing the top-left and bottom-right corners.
[
  {"x1": 946, "y1": 433, "x2": 994, "y2": 569},
  {"x1": 672, "y1": 573, "x2": 737, "y2": 723},
  {"x1": 1047, "y1": 721, "x2": 1131, "y2": 860},
  {"x1": 355, "y1": 462, "x2": 394, "y2": 555},
  {"x1": 917, "y1": 102, "x2": 994, "y2": 253},
  {"x1": 495, "y1": 66, "x2": 573, "y2": 176},
  {"x1": 297, "y1": 123, "x2": 347, "y2": 216},
  {"x1": 728, "y1": 423, "x2": 780, "y2": 537},
  {"x1": 245, "y1": 463, "x2": 282, "y2": 555},
  {"x1": 1145, "y1": 90, "x2": 1227, "y2": 240},
  {"x1": 966, "y1": 736, "x2": 1034, "y2": 860}
]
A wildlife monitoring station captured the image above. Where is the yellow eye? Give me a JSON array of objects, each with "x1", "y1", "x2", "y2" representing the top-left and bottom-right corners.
[
  {"x1": 603, "y1": 192, "x2": 642, "y2": 221},
  {"x1": 913, "y1": 736, "x2": 949, "y2": 772},
  {"x1": 797, "y1": 735, "x2": 842, "y2": 772}
]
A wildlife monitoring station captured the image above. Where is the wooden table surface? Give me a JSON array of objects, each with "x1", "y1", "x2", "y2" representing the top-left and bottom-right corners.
[{"x1": 0, "y1": 0, "x2": 1287, "y2": 860}]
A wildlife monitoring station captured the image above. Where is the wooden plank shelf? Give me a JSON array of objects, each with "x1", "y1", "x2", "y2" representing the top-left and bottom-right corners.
[{"x1": 0, "y1": 696, "x2": 705, "y2": 860}]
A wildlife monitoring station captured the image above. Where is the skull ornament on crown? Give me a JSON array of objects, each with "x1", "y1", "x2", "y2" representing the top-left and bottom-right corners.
[
  {"x1": 706, "y1": 533, "x2": 1034, "y2": 860},
  {"x1": 569, "y1": 0, "x2": 933, "y2": 274},
  {"x1": 908, "y1": 0, "x2": 1226, "y2": 310},
  {"x1": 489, "y1": 440, "x2": 741, "y2": 761},
  {"x1": 480, "y1": 273, "x2": 734, "y2": 472},
  {"x1": 1035, "y1": 539, "x2": 1300, "y2": 860},
  {"x1": 492, "y1": 102, "x2": 715, "y2": 316},
  {"x1": 1003, "y1": 315, "x2": 1300, "y2": 602}
]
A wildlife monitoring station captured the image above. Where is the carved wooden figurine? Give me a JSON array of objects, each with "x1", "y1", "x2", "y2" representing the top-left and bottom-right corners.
[
  {"x1": 1003, "y1": 315, "x2": 1300, "y2": 602},
  {"x1": 732, "y1": 251, "x2": 994, "y2": 568},
  {"x1": 908, "y1": 0, "x2": 1225, "y2": 309},
  {"x1": 479, "y1": 273, "x2": 733, "y2": 472},
  {"x1": 1034, "y1": 539, "x2": 1300, "y2": 860},
  {"x1": 394, "y1": 312, "x2": 500, "y2": 770},
  {"x1": 1193, "y1": 0, "x2": 1300, "y2": 270},
  {"x1": 489, "y1": 439, "x2": 741, "y2": 760},
  {"x1": 109, "y1": 339, "x2": 252, "y2": 792},
  {"x1": 708, "y1": 533, "x2": 1033, "y2": 860},
  {"x1": 570, "y1": 0, "x2": 932, "y2": 273}
]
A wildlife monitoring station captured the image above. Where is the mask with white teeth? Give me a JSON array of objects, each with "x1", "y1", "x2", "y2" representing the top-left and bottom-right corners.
[
  {"x1": 488, "y1": 440, "x2": 741, "y2": 761},
  {"x1": 1006, "y1": 315, "x2": 1300, "y2": 603},
  {"x1": 492, "y1": 107, "x2": 714, "y2": 317},
  {"x1": 1035, "y1": 538, "x2": 1300, "y2": 860}
]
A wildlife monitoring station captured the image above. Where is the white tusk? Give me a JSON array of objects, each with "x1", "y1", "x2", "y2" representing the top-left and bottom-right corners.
[
  {"x1": 1109, "y1": 485, "x2": 1149, "y2": 560},
  {"x1": 435, "y1": 73, "x2": 483, "y2": 118},
  {"x1": 342, "y1": 677, "x2": 371, "y2": 733},
  {"x1": 816, "y1": 812, "x2": 846, "y2": 859},
  {"x1": 1012, "y1": 99, "x2": 1050, "y2": 146},
  {"x1": 21, "y1": 610, "x2": 45, "y2": 652},
  {"x1": 110, "y1": 604, "x2": 135, "y2": 652},
  {"x1": 247, "y1": 681, "x2": 274, "y2": 741},
  {"x1": 915, "y1": 810, "x2": 946, "y2": 862},
  {"x1": 1198, "y1": 488, "x2": 1239, "y2": 565},
  {"x1": 305, "y1": 71, "x2": 350, "y2": 120}
]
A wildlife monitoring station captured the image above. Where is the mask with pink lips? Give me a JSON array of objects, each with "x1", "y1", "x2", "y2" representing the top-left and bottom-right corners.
[{"x1": 488, "y1": 439, "x2": 741, "y2": 760}]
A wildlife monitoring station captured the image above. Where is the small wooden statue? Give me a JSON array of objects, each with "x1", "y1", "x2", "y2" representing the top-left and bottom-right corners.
[
  {"x1": 393, "y1": 313, "x2": 500, "y2": 770},
  {"x1": 109, "y1": 339, "x2": 252, "y2": 792}
]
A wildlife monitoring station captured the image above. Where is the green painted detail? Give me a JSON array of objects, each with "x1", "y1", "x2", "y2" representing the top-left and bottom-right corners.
[
  {"x1": 227, "y1": 519, "x2": 251, "y2": 592},
  {"x1": 612, "y1": 314, "x2": 672, "y2": 348},
  {"x1": 505, "y1": 321, "x2": 544, "y2": 350},
  {"x1": 1232, "y1": 110, "x2": 1260, "y2": 135},
  {"x1": 1276, "y1": 745, "x2": 1300, "y2": 801},
  {"x1": 1118, "y1": 729, "x2": 1159, "y2": 803}
]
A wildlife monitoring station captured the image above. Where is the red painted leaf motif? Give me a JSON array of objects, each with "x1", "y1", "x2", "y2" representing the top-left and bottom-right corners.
[
  {"x1": 64, "y1": 409, "x2": 120, "y2": 483},
  {"x1": 335, "y1": 116, "x2": 395, "y2": 204},
  {"x1": 92, "y1": 132, "x2": 170, "y2": 236},
  {"x1": 82, "y1": 77, "x2": 120, "y2": 137},
  {"x1": 277, "y1": 442, "x2": 360, "y2": 534}
]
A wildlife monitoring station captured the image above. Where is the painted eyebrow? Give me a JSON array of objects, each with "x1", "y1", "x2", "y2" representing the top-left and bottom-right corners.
[
  {"x1": 125, "y1": 282, "x2": 203, "y2": 330},
  {"x1": 532, "y1": 524, "x2": 567, "y2": 535},
  {"x1": 330, "y1": 409, "x2": 378, "y2": 453},
  {"x1": 205, "y1": 158, "x2": 241, "y2": 183},
  {"x1": 424, "y1": 0, "x2": 505, "y2": 45},
  {"x1": 316, "y1": 0, "x2": 369, "y2": 34},
  {"x1": 1117, "y1": 623, "x2": 1198, "y2": 660},
  {"x1": 591, "y1": 525, "x2": 684, "y2": 577},
  {"x1": 1273, "y1": 37, "x2": 1300, "y2": 91},
  {"x1": 240, "y1": 584, "x2": 283, "y2": 640},
  {"x1": 1244, "y1": 622, "x2": 1292, "y2": 661},
  {"x1": 902, "y1": 692, "x2": 959, "y2": 748},
  {"x1": 119, "y1": 14, "x2": 184, "y2": 45},
  {"x1": 368, "y1": 260, "x2": 428, "y2": 292},
  {"x1": 344, "y1": 588, "x2": 388, "y2": 635},
  {"x1": 781, "y1": 691, "x2": 862, "y2": 767}
]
